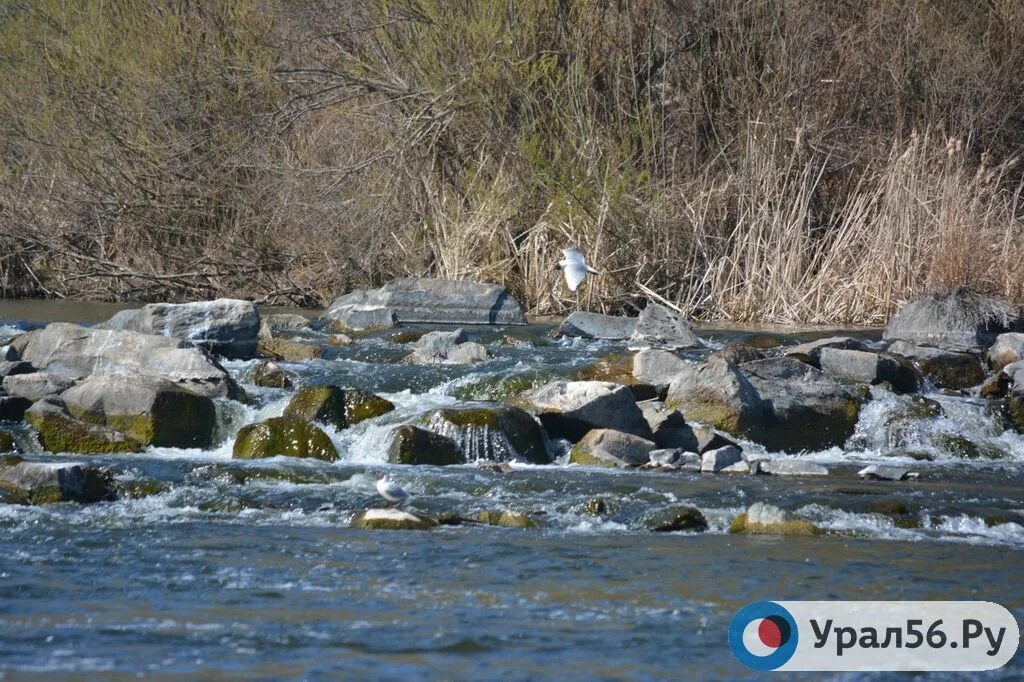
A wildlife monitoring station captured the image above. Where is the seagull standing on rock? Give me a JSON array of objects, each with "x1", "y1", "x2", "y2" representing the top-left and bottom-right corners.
[
  {"x1": 555, "y1": 248, "x2": 600, "y2": 292},
  {"x1": 376, "y1": 476, "x2": 410, "y2": 507}
]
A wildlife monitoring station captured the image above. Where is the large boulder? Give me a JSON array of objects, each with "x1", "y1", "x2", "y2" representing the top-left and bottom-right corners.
[
  {"x1": 741, "y1": 357, "x2": 861, "y2": 453},
  {"x1": 257, "y1": 337, "x2": 323, "y2": 362},
  {"x1": 628, "y1": 303, "x2": 704, "y2": 351},
  {"x1": 264, "y1": 313, "x2": 312, "y2": 334},
  {"x1": 817, "y1": 348, "x2": 919, "y2": 393},
  {"x1": 0, "y1": 458, "x2": 116, "y2": 504},
  {"x1": 886, "y1": 341, "x2": 984, "y2": 391},
  {"x1": 785, "y1": 337, "x2": 867, "y2": 366},
  {"x1": 25, "y1": 399, "x2": 142, "y2": 454},
  {"x1": 700, "y1": 445, "x2": 744, "y2": 473},
  {"x1": 99, "y1": 299, "x2": 260, "y2": 359},
  {"x1": 232, "y1": 416, "x2": 338, "y2": 461},
  {"x1": 519, "y1": 380, "x2": 652, "y2": 441},
  {"x1": 387, "y1": 425, "x2": 464, "y2": 465},
  {"x1": 2, "y1": 372, "x2": 76, "y2": 401},
  {"x1": 882, "y1": 291, "x2": 1020, "y2": 352},
  {"x1": 557, "y1": 312, "x2": 636, "y2": 339},
  {"x1": 639, "y1": 404, "x2": 700, "y2": 450},
  {"x1": 632, "y1": 349, "x2": 691, "y2": 392},
  {"x1": 664, "y1": 356, "x2": 766, "y2": 436},
  {"x1": 426, "y1": 406, "x2": 551, "y2": 464},
  {"x1": 59, "y1": 374, "x2": 215, "y2": 449},
  {"x1": 569, "y1": 428, "x2": 655, "y2": 467},
  {"x1": 406, "y1": 329, "x2": 488, "y2": 365},
  {"x1": 987, "y1": 333, "x2": 1024, "y2": 371},
  {"x1": 573, "y1": 354, "x2": 657, "y2": 401},
  {"x1": 0, "y1": 360, "x2": 34, "y2": 380},
  {"x1": 284, "y1": 385, "x2": 394, "y2": 430},
  {"x1": 323, "y1": 278, "x2": 526, "y2": 329},
  {"x1": 11, "y1": 323, "x2": 238, "y2": 399}
]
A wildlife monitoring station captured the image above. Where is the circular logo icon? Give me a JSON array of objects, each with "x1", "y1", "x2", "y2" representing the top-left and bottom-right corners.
[{"x1": 729, "y1": 602, "x2": 799, "y2": 671}]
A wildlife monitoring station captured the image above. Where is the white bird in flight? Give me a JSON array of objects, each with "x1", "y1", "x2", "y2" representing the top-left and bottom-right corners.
[
  {"x1": 376, "y1": 476, "x2": 410, "y2": 507},
  {"x1": 555, "y1": 248, "x2": 600, "y2": 292}
]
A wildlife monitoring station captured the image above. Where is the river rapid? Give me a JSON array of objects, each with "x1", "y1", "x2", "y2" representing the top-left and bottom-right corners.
[{"x1": 0, "y1": 302, "x2": 1021, "y2": 681}]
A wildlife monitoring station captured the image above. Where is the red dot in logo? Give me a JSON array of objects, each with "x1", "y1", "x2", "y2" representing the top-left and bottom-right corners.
[{"x1": 758, "y1": 618, "x2": 783, "y2": 648}]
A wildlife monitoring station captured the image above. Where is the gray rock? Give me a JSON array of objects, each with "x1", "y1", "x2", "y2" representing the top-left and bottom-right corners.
[
  {"x1": 406, "y1": 329, "x2": 488, "y2": 365},
  {"x1": 569, "y1": 428, "x2": 656, "y2": 467},
  {"x1": 648, "y1": 448, "x2": 688, "y2": 467},
  {"x1": 741, "y1": 356, "x2": 861, "y2": 453},
  {"x1": 628, "y1": 303, "x2": 704, "y2": 351},
  {"x1": 759, "y1": 460, "x2": 830, "y2": 476},
  {"x1": 711, "y1": 342, "x2": 766, "y2": 366},
  {"x1": 858, "y1": 464, "x2": 920, "y2": 481},
  {"x1": 1, "y1": 345, "x2": 18, "y2": 361},
  {"x1": 691, "y1": 426, "x2": 739, "y2": 454},
  {"x1": 557, "y1": 312, "x2": 637, "y2": 339},
  {"x1": 0, "y1": 460, "x2": 115, "y2": 503},
  {"x1": 0, "y1": 360, "x2": 34, "y2": 380},
  {"x1": 988, "y1": 333, "x2": 1024, "y2": 371},
  {"x1": 11, "y1": 323, "x2": 237, "y2": 399},
  {"x1": 522, "y1": 380, "x2": 652, "y2": 441},
  {"x1": 324, "y1": 278, "x2": 526, "y2": 328},
  {"x1": 265, "y1": 313, "x2": 312, "y2": 333},
  {"x1": 700, "y1": 445, "x2": 744, "y2": 472},
  {"x1": 324, "y1": 297, "x2": 397, "y2": 332},
  {"x1": 351, "y1": 508, "x2": 438, "y2": 530},
  {"x1": 2, "y1": 372, "x2": 76, "y2": 402},
  {"x1": 785, "y1": 336, "x2": 867, "y2": 365},
  {"x1": 886, "y1": 341, "x2": 984, "y2": 390},
  {"x1": 98, "y1": 299, "x2": 260, "y2": 359},
  {"x1": 817, "y1": 347, "x2": 919, "y2": 393},
  {"x1": 664, "y1": 356, "x2": 766, "y2": 436},
  {"x1": 250, "y1": 360, "x2": 292, "y2": 389},
  {"x1": 883, "y1": 291, "x2": 1020, "y2": 352},
  {"x1": 720, "y1": 460, "x2": 752, "y2": 474},
  {"x1": 647, "y1": 506, "x2": 708, "y2": 532},
  {"x1": 730, "y1": 502, "x2": 820, "y2": 536},
  {"x1": 632, "y1": 349, "x2": 690, "y2": 390},
  {"x1": 641, "y1": 406, "x2": 699, "y2": 450}
]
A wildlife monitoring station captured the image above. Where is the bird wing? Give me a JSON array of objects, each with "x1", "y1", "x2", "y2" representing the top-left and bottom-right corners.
[
  {"x1": 562, "y1": 263, "x2": 587, "y2": 291},
  {"x1": 561, "y1": 248, "x2": 586, "y2": 265}
]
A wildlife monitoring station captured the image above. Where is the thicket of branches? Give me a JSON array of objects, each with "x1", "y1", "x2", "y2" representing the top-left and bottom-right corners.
[{"x1": 2, "y1": 0, "x2": 1023, "y2": 323}]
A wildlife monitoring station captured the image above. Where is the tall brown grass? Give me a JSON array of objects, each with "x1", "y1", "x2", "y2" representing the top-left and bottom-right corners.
[{"x1": 2, "y1": 0, "x2": 1023, "y2": 323}]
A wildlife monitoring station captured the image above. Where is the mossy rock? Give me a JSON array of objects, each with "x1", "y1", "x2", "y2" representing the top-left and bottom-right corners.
[
  {"x1": 388, "y1": 330, "x2": 425, "y2": 344},
  {"x1": 741, "y1": 334, "x2": 786, "y2": 349},
  {"x1": 258, "y1": 337, "x2": 324, "y2": 362},
  {"x1": 933, "y1": 434, "x2": 1003, "y2": 460},
  {"x1": 585, "y1": 498, "x2": 608, "y2": 515},
  {"x1": 452, "y1": 372, "x2": 552, "y2": 402},
  {"x1": 232, "y1": 416, "x2": 338, "y2": 462},
  {"x1": 902, "y1": 396, "x2": 945, "y2": 420},
  {"x1": 388, "y1": 425, "x2": 464, "y2": 465},
  {"x1": 26, "y1": 401, "x2": 142, "y2": 454},
  {"x1": 251, "y1": 361, "x2": 293, "y2": 389},
  {"x1": 284, "y1": 385, "x2": 394, "y2": 430},
  {"x1": 427, "y1": 406, "x2": 550, "y2": 464},
  {"x1": 568, "y1": 444, "x2": 617, "y2": 467},
  {"x1": 352, "y1": 508, "x2": 438, "y2": 530},
  {"x1": 647, "y1": 506, "x2": 708, "y2": 532},
  {"x1": 0, "y1": 432, "x2": 15, "y2": 453},
  {"x1": 92, "y1": 394, "x2": 214, "y2": 449},
  {"x1": 728, "y1": 512, "x2": 821, "y2": 537},
  {"x1": 1006, "y1": 394, "x2": 1024, "y2": 434},
  {"x1": 117, "y1": 479, "x2": 169, "y2": 499},
  {"x1": 0, "y1": 480, "x2": 29, "y2": 505},
  {"x1": 475, "y1": 510, "x2": 538, "y2": 529},
  {"x1": 573, "y1": 353, "x2": 635, "y2": 383}
]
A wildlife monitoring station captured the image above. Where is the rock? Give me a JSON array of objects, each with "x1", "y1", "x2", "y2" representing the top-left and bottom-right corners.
[
  {"x1": 389, "y1": 330, "x2": 425, "y2": 344},
  {"x1": 858, "y1": 464, "x2": 919, "y2": 481},
  {"x1": 585, "y1": 498, "x2": 607, "y2": 515},
  {"x1": 98, "y1": 299, "x2": 260, "y2": 359},
  {"x1": 785, "y1": 336, "x2": 867, "y2": 365},
  {"x1": 710, "y1": 342, "x2": 766, "y2": 366},
  {"x1": 265, "y1": 313, "x2": 312, "y2": 333},
  {"x1": 664, "y1": 356, "x2": 766, "y2": 437},
  {"x1": 284, "y1": 385, "x2": 394, "y2": 430},
  {"x1": 2, "y1": 372, "x2": 76, "y2": 401},
  {"x1": 574, "y1": 354, "x2": 657, "y2": 401},
  {"x1": 641, "y1": 406, "x2": 700, "y2": 450},
  {"x1": 406, "y1": 329, "x2": 488, "y2": 365},
  {"x1": 691, "y1": 426, "x2": 739, "y2": 454},
  {"x1": 325, "y1": 333, "x2": 354, "y2": 346},
  {"x1": 323, "y1": 278, "x2": 526, "y2": 329},
  {"x1": 1006, "y1": 392, "x2": 1024, "y2": 434},
  {"x1": 26, "y1": 399, "x2": 143, "y2": 454},
  {"x1": 0, "y1": 480, "x2": 29, "y2": 505},
  {"x1": 0, "y1": 460, "x2": 116, "y2": 504},
  {"x1": 0, "y1": 395, "x2": 31, "y2": 422},
  {"x1": 520, "y1": 380, "x2": 652, "y2": 441},
  {"x1": 569, "y1": 428, "x2": 655, "y2": 467},
  {"x1": 741, "y1": 357, "x2": 861, "y2": 453},
  {"x1": 59, "y1": 374, "x2": 216, "y2": 449},
  {"x1": 475, "y1": 510, "x2": 538, "y2": 529},
  {"x1": 257, "y1": 337, "x2": 323, "y2": 362},
  {"x1": 759, "y1": 460, "x2": 829, "y2": 476},
  {"x1": 12, "y1": 323, "x2": 238, "y2": 399},
  {"x1": 987, "y1": 333, "x2": 1024, "y2": 371},
  {"x1": 883, "y1": 290, "x2": 1020, "y2": 352},
  {"x1": 817, "y1": 348, "x2": 919, "y2": 394},
  {"x1": 0, "y1": 432, "x2": 15, "y2": 453},
  {"x1": 632, "y1": 349, "x2": 690, "y2": 392},
  {"x1": 1, "y1": 345, "x2": 18, "y2": 361},
  {"x1": 886, "y1": 341, "x2": 984, "y2": 390},
  {"x1": 232, "y1": 417, "x2": 338, "y2": 461},
  {"x1": 387, "y1": 425, "x2": 464, "y2": 465},
  {"x1": 720, "y1": 460, "x2": 753, "y2": 474},
  {"x1": 647, "y1": 506, "x2": 708, "y2": 532},
  {"x1": 557, "y1": 312, "x2": 637, "y2": 339},
  {"x1": 979, "y1": 372, "x2": 1010, "y2": 399},
  {"x1": 250, "y1": 361, "x2": 292, "y2": 389},
  {"x1": 426, "y1": 406, "x2": 550, "y2": 464},
  {"x1": 351, "y1": 508, "x2": 438, "y2": 530},
  {"x1": 628, "y1": 303, "x2": 704, "y2": 351},
  {"x1": 729, "y1": 502, "x2": 820, "y2": 536},
  {"x1": 700, "y1": 445, "x2": 744, "y2": 473},
  {"x1": 0, "y1": 360, "x2": 34, "y2": 380}
]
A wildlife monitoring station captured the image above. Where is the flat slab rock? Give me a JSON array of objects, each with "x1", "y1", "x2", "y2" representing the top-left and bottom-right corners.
[{"x1": 557, "y1": 312, "x2": 636, "y2": 339}]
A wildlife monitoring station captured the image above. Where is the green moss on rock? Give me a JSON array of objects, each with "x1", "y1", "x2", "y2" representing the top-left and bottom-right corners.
[
  {"x1": 345, "y1": 389, "x2": 395, "y2": 425},
  {"x1": 428, "y1": 406, "x2": 550, "y2": 464},
  {"x1": 475, "y1": 510, "x2": 538, "y2": 528},
  {"x1": 26, "y1": 402, "x2": 142, "y2": 454},
  {"x1": 0, "y1": 480, "x2": 29, "y2": 505},
  {"x1": 258, "y1": 337, "x2": 324, "y2": 361},
  {"x1": 0, "y1": 432, "x2": 15, "y2": 453},
  {"x1": 388, "y1": 425, "x2": 464, "y2": 465},
  {"x1": 728, "y1": 512, "x2": 821, "y2": 536},
  {"x1": 284, "y1": 385, "x2": 393, "y2": 430},
  {"x1": 232, "y1": 416, "x2": 338, "y2": 462}
]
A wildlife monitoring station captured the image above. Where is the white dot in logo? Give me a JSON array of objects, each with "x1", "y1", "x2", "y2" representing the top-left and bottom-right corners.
[{"x1": 742, "y1": 618, "x2": 780, "y2": 657}]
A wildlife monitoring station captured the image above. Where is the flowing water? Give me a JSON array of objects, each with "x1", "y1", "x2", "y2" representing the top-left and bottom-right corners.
[{"x1": 0, "y1": 301, "x2": 1022, "y2": 680}]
